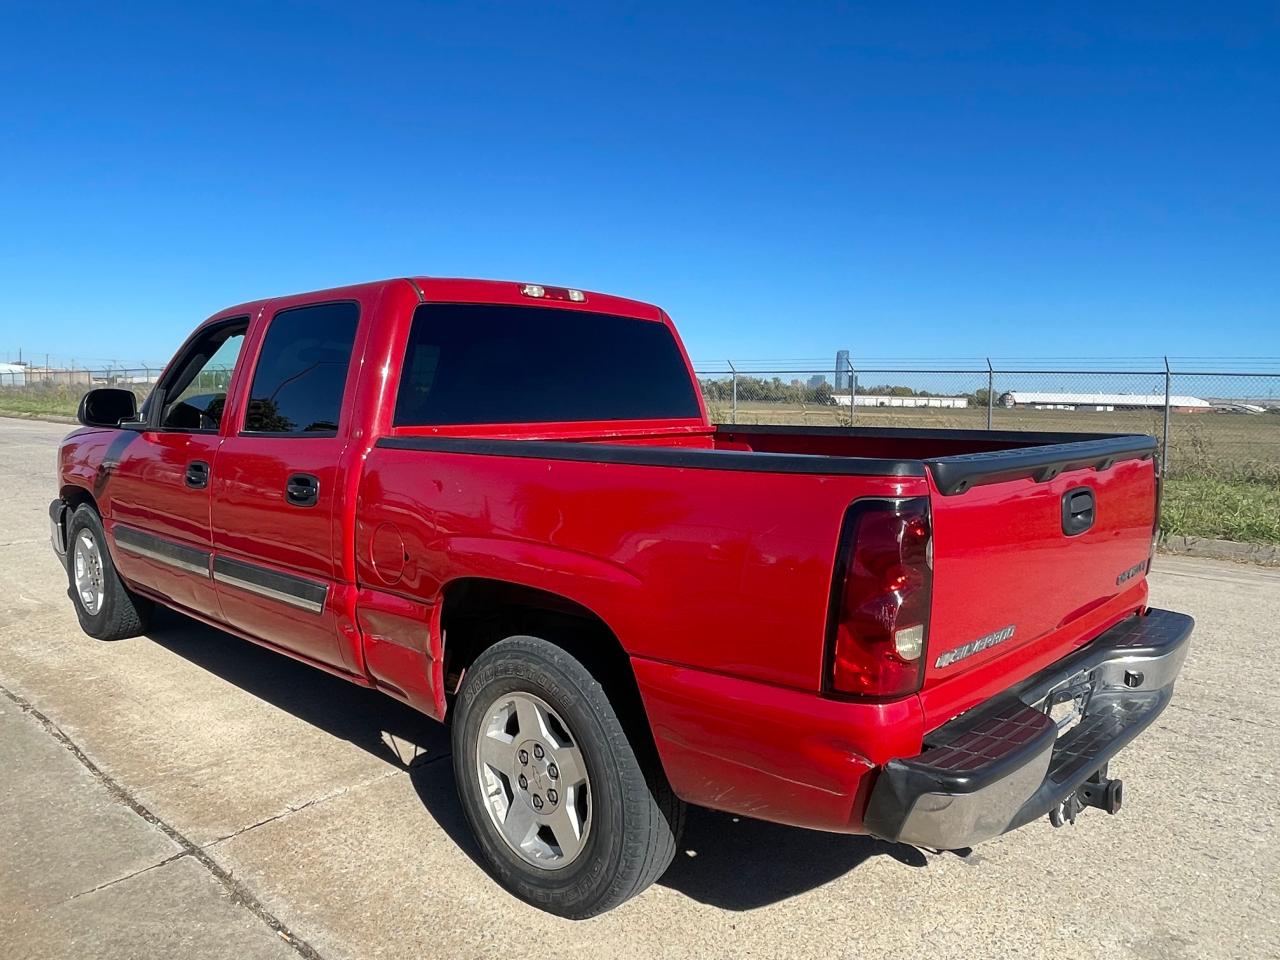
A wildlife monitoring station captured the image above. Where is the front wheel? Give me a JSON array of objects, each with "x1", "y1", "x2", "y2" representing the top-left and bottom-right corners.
[
  {"x1": 65, "y1": 504, "x2": 152, "y2": 641},
  {"x1": 451, "y1": 635, "x2": 684, "y2": 918}
]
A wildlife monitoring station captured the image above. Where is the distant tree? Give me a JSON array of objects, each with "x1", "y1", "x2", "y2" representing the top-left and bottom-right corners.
[{"x1": 699, "y1": 376, "x2": 841, "y2": 405}]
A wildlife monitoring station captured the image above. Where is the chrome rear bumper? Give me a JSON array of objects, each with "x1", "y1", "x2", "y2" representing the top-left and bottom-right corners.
[{"x1": 863, "y1": 608, "x2": 1193, "y2": 849}]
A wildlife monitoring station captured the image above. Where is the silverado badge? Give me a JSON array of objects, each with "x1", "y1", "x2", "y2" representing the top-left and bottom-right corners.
[{"x1": 935, "y1": 624, "x2": 1017, "y2": 669}]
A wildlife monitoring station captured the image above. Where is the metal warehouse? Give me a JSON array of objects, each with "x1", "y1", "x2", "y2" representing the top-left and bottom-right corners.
[
  {"x1": 835, "y1": 394, "x2": 970, "y2": 408},
  {"x1": 999, "y1": 391, "x2": 1211, "y2": 413}
]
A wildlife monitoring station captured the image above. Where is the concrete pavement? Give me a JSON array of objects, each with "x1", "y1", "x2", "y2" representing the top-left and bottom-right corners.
[{"x1": 1, "y1": 416, "x2": 1277, "y2": 959}]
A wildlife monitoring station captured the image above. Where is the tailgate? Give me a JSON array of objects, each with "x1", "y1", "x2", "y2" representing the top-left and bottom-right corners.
[{"x1": 919, "y1": 442, "x2": 1158, "y2": 730}]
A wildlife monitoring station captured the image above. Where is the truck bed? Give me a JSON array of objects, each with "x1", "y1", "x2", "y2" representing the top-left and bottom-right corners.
[
  {"x1": 374, "y1": 425, "x2": 1156, "y2": 661},
  {"x1": 711, "y1": 423, "x2": 1158, "y2": 495},
  {"x1": 387, "y1": 423, "x2": 1155, "y2": 480},
  {"x1": 366, "y1": 421, "x2": 1158, "y2": 827}
]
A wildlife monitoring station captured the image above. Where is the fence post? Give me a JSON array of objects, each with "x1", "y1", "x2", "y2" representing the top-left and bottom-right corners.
[
  {"x1": 850, "y1": 367, "x2": 858, "y2": 428},
  {"x1": 986, "y1": 358, "x2": 994, "y2": 430},
  {"x1": 727, "y1": 360, "x2": 737, "y2": 425},
  {"x1": 1162, "y1": 356, "x2": 1172, "y2": 474}
]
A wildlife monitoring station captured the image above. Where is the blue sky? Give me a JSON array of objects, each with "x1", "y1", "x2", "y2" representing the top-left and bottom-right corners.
[{"x1": 1, "y1": 2, "x2": 1277, "y2": 369}]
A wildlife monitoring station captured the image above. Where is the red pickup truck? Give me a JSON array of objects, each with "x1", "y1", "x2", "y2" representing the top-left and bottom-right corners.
[{"x1": 52, "y1": 277, "x2": 1191, "y2": 917}]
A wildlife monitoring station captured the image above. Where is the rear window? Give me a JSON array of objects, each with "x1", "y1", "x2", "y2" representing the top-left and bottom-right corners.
[
  {"x1": 243, "y1": 301, "x2": 359, "y2": 434},
  {"x1": 393, "y1": 303, "x2": 701, "y2": 426}
]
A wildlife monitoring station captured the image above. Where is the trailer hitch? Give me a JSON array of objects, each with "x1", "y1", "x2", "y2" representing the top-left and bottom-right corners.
[{"x1": 1049, "y1": 766, "x2": 1124, "y2": 827}]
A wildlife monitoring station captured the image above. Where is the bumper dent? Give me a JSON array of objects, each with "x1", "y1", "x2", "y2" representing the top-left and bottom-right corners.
[{"x1": 864, "y1": 608, "x2": 1193, "y2": 849}]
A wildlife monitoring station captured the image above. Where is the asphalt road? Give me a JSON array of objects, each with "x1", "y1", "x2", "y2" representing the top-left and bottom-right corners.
[{"x1": 1, "y1": 416, "x2": 1276, "y2": 960}]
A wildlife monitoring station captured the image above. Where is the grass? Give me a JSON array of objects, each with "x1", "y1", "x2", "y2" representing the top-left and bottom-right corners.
[
  {"x1": 0, "y1": 387, "x2": 82, "y2": 418},
  {"x1": 1161, "y1": 474, "x2": 1280, "y2": 545},
  {"x1": 0, "y1": 384, "x2": 150, "y2": 420}
]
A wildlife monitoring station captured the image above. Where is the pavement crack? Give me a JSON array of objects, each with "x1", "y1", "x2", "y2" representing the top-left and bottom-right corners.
[
  {"x1": 64, "y1": 850, "x2": 190, "y2": 901},
  {"x1": 0, "y1": 681, "x2": 330, "y2": 960},
  {"x1": 203, "y1": 767, "x2": 409, "y2": 848}
]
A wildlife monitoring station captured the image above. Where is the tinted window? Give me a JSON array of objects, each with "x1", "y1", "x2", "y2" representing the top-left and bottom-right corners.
[
  {"x1": 162, "y1": 328, "x2": 245, "y2": 430},
  {"x1": 244, "y1": 302, "x2": 359, "y2": 434},
  {"x1": 394, "y1": 304, "x2": 701, "y2": 425}
]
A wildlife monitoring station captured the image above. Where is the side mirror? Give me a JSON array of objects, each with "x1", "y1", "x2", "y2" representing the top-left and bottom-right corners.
[{"x1": 77, "y1": 388, "x2": 139, "y2": 428}]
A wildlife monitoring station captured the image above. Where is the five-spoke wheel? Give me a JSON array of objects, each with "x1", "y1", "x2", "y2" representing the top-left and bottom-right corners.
[
  {"x1": 72, "y1": 528, "x2": 105, "y2": 615},
  {"x1": 475, "y1": 691, "x2": 591, "y2": 868}
]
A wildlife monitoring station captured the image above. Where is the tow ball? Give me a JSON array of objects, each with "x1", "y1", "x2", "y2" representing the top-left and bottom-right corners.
[{"x1": 1049, "y1": 766, "x2": 1124, "y2": 827}]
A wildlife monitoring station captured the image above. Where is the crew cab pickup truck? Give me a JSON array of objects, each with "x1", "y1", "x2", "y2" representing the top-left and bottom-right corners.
[{"x1": 52, "y1": 277, "x2": 1192, "y2": 917}]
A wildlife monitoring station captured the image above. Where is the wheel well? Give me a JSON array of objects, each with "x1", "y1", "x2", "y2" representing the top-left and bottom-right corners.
[
  {"x1": 441, "y1": 578, "x2": 658, "y2": 761},
  {"x1": 61, "y1": 485, "x2": 97, "y2": 514}
]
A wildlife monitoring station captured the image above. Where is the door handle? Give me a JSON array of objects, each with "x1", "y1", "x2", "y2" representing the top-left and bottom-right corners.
[
  {"x1": 1061, "y1": 487, "x2": 1095, "y2": 536},
  {"x1": 285, "y1": 473, "x2": 320, "y2": 508},
  {"x1": 185, "y1": 460, "x2": 210, "y2": 489}
]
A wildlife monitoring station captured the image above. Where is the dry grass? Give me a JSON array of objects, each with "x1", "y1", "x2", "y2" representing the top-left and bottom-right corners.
[
  {"x1": 710, "y1": 400, "x2": 1280, "y2": 545},
  {"x1": 712, "y1": 401, "x2": 1280, "y2": 482}
]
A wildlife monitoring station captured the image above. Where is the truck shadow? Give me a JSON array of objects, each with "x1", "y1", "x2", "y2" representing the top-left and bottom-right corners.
[
  {"x1": 661, "y1": 809, "x2": 927, "y2": 909},
  {"x1": 144, "y1": 607, "x2": 928, "y2": 912}
]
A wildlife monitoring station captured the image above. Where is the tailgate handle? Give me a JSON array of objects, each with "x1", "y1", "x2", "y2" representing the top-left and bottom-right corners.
[{"x1": 1062, "y1": 487, "x2": 1095, "y2": 536}]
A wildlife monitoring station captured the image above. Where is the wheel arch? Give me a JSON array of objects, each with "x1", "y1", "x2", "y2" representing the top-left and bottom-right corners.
[
  {"x1": 440, "y1": 577, "x2": 661, "y2": 769},
  {"x1": 60, "y1": 482, "x2": 98, "y2": 514}
]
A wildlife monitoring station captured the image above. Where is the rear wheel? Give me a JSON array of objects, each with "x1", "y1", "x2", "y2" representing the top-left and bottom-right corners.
[
  {"x1": 65, "y1": 505, "x2": 152, "y2": 641},
  {"x1": 451, "y1": 635, "x2": 684, "y2": 918}
]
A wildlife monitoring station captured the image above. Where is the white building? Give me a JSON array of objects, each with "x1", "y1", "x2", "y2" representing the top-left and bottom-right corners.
[
  {"x1": 1000, "y1": 391, "x2": 1211, "y2": 413},
  {"x1": 836, "y1": 394, "x2": 969, "y2": 409},
  {"x1": 0, "y1": 362, "x2": 26, "y2": 386}
]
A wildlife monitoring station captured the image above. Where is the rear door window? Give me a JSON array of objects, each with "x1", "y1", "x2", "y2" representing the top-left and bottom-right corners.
[
  {"x1": 394, "y1": 303, "x2": 700, "y2": 425},
  {"x1": 243, "y1": 302, "x2": 359, "y2": 435}
]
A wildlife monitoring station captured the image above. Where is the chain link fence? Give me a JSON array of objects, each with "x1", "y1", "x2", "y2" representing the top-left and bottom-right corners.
[
  {"x1": 697, "y1": 365, "x2": 1280, "y2": 482},
  {"x1": 0, "y1": 367, "x2": 163, "y2": 389},
  {"x1": 0, "y1": 365, "x2": 228, "y2": 418},
  {"x1": 3, "y1": 361, "x2": 1278, "y2": 482}
]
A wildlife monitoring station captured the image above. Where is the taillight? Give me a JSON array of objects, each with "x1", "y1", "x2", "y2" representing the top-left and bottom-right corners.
[{"x1": 826, "y1": 498, "x2": 933, "y2": 699}]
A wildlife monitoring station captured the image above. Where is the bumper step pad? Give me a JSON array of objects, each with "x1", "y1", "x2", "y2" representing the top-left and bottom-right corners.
[{"x1": 864, "y1": 608, "x2": 1193, "y2": 849}]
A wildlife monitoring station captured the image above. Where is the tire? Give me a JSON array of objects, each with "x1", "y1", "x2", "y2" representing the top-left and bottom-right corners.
[
  {"x1": 65, "y1": 504, "x2": 153, "y2": 641},
  {"x1": 451, "y1": 635, "x2": 685, "y2": 918}
]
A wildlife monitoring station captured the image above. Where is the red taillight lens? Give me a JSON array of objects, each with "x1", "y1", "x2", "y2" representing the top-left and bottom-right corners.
[{"x1": 828, "y1": 498, "x2": 933, "y2": 698}]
